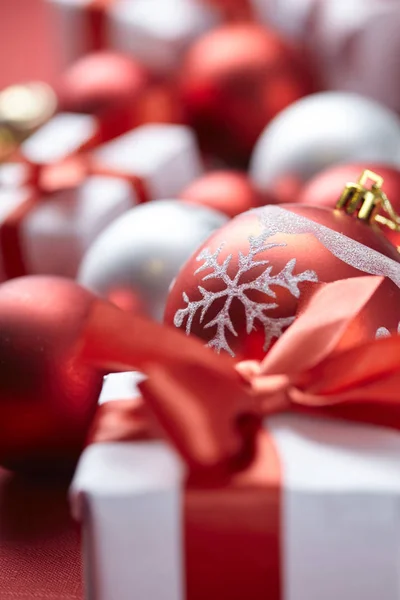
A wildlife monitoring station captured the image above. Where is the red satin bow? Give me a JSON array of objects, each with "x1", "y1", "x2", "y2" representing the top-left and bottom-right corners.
[{"x1": 79, "y1": 275, "x2": 400, "y2": 477}]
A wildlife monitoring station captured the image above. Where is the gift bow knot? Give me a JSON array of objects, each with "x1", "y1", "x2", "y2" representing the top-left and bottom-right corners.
[{"x1": 80, "y1": 275, "x2": 400, "y2": 478}]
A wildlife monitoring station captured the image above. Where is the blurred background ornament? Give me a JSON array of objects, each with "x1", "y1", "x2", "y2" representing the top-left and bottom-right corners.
[
  {"x1": 250, "y1": 92, "x2": 400, "y2": 203},
  {"x1": 179, "y1": 22, "x2": 314, "y2": 165},
  {"x1": 56, "y1": 51, "x2": 152, "y2": 140},
  {"x1": 0, "y1": 82, "x2": 58, "y2": 140},
  {"x1": 166, "y1": 191, "x2": 400, "y2": 360},
  {"x1": 0, "y1": 276, "x2": 104, "y2": 473},
  {"x1": 0, "y1": 81, "x2": 58, "y2": 163},
  {"x1": 78, "y1": 199, "x2": 227, "y2": 320},
  {"x1": 180, "y1": 170, "x2": 265, "y2": 217}
]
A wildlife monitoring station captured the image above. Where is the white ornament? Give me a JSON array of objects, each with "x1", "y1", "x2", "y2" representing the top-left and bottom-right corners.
[
  {"x1": 78, "y1": 200, "x2": 227, "y2": 321},
  {"x1": 250, "y1": 92, "x2": 400, "y2": 194},
  {"x1": 174, "y1": 210, "x2": 318, "y2": 356}
]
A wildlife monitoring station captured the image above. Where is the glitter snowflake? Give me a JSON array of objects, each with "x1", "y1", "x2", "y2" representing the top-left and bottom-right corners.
[
  {"x1": 376, "y1": 323, "x2": 400, "y2": 338},
  {"x1": 173, "y1": 212, "x2": 318, "y2": 356}
]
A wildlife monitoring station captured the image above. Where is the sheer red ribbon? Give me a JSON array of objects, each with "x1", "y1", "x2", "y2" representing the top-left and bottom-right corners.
[
  {"x1": 86, "y1": 0, "x2": 115, "y2": 52},
  {"x1": 80, "y1": 275, "x2": 400, "y2": 600}
]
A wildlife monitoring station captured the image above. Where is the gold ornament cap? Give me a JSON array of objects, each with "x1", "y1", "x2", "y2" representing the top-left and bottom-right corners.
[
  {"x1": 337, "y1": 169, "x2": 400, "y2": 239},
  {"x1": 0, "y1": 82, "x2": 57, "y2": 135}
]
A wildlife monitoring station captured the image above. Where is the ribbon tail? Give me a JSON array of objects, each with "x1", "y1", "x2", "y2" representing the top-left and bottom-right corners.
[
  {"x1": 260, "y1": 276, "x2": 386, "y2": 376},
  {"x1": 139, "y1": 363, "x2": 260, "y2": 477},
  {"x1": 78, "y1": 299, "x2": 234, "y2": 373}
]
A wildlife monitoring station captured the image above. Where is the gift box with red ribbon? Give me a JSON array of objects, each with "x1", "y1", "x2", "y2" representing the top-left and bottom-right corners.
[
  {"x1": 70, "y1": 275, "x2": 400, "y2": 600},
  {"x1": 0, "y1": 175, "x2": 136, "y2": 281},
  {"x1": 0, "y1": 119, "x2": 203, "y2": 281}
]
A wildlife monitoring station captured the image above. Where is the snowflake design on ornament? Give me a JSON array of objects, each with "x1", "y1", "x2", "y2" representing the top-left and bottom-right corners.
[
  {"x1": 173, "y1": 212, "x2": 318, "y2": 356},
  {"x1": 375, "y1": 323, "x2": 400, "y2": 338}
]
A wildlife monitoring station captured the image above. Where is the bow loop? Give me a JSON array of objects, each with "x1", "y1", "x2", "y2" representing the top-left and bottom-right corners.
[{"x1": 80, "y1": 276, "x2": 400, "y2": 477}]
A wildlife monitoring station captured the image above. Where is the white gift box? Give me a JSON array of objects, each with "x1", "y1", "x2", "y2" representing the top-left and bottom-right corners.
[
  {"x1": 0, "y1": 176, "x2": 136, "y2": 280},
  {"x1": 71, "y1": 371, "x2": 400, "y2": 600},
  {"x1": 107, "y1": 0, "x2": 220, "y2": 74},
  {"x1": 91, "y1": 124, "x2": 203, "y2": 200},
  {"x1": 0, "y1": 163, "x2": 31, "y2": 188},
  {"x1": 21, "y1": 113, "x2": 99, "y2": 167}
]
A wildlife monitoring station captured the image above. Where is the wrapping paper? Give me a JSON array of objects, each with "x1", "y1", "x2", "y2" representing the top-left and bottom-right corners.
[{"x1": 70, "y1": 276, "x2": 400, "y2": 599}]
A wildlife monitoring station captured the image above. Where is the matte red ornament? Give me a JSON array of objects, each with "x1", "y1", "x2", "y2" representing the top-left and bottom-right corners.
[
  {"x1": 179, "y1": 23, "x2": 313, "y2": 165},
  {"x1": 299, "y1": 163, "x2": 400, "y2": 249},
  {"x1": 56, "y1": 51, "x2": 183, "y2": 140},
  {"x1": 0, "y1": 276, "x2": 104, "y2": 473},
  {"x1": 165, "y1": 204, "x2": 400, "y2": 360},
  {"x1": 180, "y1": 170, "x2": 264, "y2": 218}
]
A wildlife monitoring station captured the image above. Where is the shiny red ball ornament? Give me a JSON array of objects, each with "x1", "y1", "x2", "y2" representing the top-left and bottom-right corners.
[
  {"x1": 165, "y1": 204, "x2": 400, "y2": 360},
  {"x1": 179, "y1": 23, "x2": 313, "y2": 165},
  {"x1": 56, "y1": 51, "x2": 183, "y2": 140},
  {"x1": 299, "y1": 163, "x2": 400, "y2": 249},
  {"x1": 180, "y1": 170, "x2": 264, "y2": 218},
  {"x1": 0, "y1": 276, "x2": 104, "y2": 473}
]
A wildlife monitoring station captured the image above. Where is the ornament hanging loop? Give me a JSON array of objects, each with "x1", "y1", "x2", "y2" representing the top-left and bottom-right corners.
[{"x1": 336, "y1": 169, "x2": 400, "y2": 235}]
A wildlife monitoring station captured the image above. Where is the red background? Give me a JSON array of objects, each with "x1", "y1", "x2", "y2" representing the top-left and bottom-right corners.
[{"x1": 0, "y1": 0, "x2": 59, "y2": 89}]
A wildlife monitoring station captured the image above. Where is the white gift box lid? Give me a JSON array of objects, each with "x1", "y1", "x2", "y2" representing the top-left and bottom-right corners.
[
  {"x1": 71, "y1": 372, "x2": 400, "y2": 600},
  {"x1": 21, "y1": 113, "x2": 98, "y2": 165},
  {"x1": 93, "y1": 124, "x2": 203, "y2": 200}
]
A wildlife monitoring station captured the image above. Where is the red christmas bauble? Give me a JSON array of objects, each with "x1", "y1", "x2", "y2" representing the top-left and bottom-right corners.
[
  {"x1": 165, "y1": 204, "x2": 400, "y2": 360},
  {"x1": 56, "y1": 51, "x2": 183, "y2": 139},
  {"x1": 180, "y1": 170, "x2": 264, "y2": 218},
  {"x1": 0, "y1": 276, "x2": 104, "y2": 472},
  {"x1": 299, "y1": 164, "x2": 400, "y2": 249},
  {"x1": 179, "y1": 23, "x2": 313, "y2": 165},
  {"x1": 57, "y1": 52, "x2": 149, "y2": 114},
  {"x1": 57, "y1": 51, "x2": 150, "y2": 141}
]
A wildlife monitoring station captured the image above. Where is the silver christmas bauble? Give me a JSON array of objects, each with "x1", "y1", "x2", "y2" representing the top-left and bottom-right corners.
[
  {"x1": 77, "y1": 200, "x2": 227, "y2": 320},
  {"x1": 250, "y1": 92, "x2": 400, "y2": 202}
]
